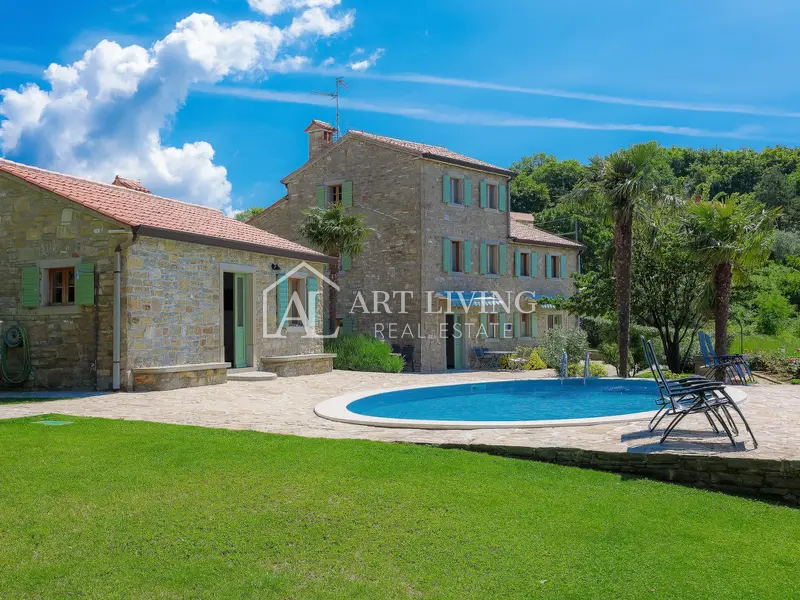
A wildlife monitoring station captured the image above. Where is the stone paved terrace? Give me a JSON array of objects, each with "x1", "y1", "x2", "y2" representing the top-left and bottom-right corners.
[{"x1": 1, "y1": 370, "x2": 797, "y2": 460}]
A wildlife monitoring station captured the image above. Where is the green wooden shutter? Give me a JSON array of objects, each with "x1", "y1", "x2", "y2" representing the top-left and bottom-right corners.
[
  {"x1": 341, "y1": 253, "x2": 352, "y2": 271},
  {"x1": 479, "y1": 242, "x2": 487, "y2": 274},
  {"x1": 316, "y1": 186, "x2": 325, "y2": 208},
  {"x1": 531, "y1": 252, "x2": 538, "y2": 278},
  {"x1": 306, "y1": 277, "x2": 318, "y2": 327},
  {"x1": 532, "y1": 314, "x2": 539, "y2": 337},
  {"x1": 546, "y1": 254, "x2": 553, "y2": 279},
  {"x1": 21, "y1": 267, "x2": 39, "y2": 307},
  {"x1": 499, "y1": 184, "x2": 507, "y2": 212},
  {"x1": 514, "y1": 249, "x2": 521, "y2": 277},
  {"x1": 342, "y1": 181, "x2": 353, "y2": 207},
  {"x1": 342, "y1": 314, "x2": 353, "y2": 333},
  {"x1": 560, "y1": 255, "x2": 567, "y2": 279},
  {"x1": 442, "y1": 175, "x2": 451, "y2": 204},
  {"x1": 499, "y1": 244, "x2": 507, "y2": 275},
  {"x1": 76, "y1": 264, "x2": 94, "y2": 306},
  {"x1": 479, "y1": 313, "x2": 488, "y2": 338},
  {"x1": 277, "y1": 278, "x2": 289, "y2": 324},
  {"x1": 463, "y1": 240, "x2": 471, "y2": 273},
  {"x1": 480, "y1": 181, "x2": 487, "y2": 208},
  {"x1": 499, "y1": 312, "x2": 506, "y2": 338},
  {"x1": 442, "y1": 238, "x2": 451, "y2": 273},
  {"x1": 513, "y1": 313, "x2": 521, "y2": 338},
  {"x1": 464, "y1": 179, "x2": 471, "y2": 206}
]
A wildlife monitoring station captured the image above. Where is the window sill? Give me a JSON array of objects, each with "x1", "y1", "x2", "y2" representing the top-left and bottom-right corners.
[
  {"x1": 32, "y1": 304, "x2": 84, "y2": 315},
  {"x1": 447, "y1": 202, "x2": 466, "y2": 209},
  {"x1": 483, "y1": 207, "x2": 500, "y2": 213},
  {"x1": 484, "y1": 273, "x2": 500, "y2": 279},
  {"x1": 518, "y1": 275, "x2": 532, "y2": 280}
]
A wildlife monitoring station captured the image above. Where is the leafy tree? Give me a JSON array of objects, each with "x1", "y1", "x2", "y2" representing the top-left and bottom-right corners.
[
  {"x1": 299, "y1": 203, "x2": 370, "y2": 332},
  {"x1": 234, "y1": 207, "x2": 264, "y2": 222},
  {"x1": 570, "y1": 141, "x2": 668, "y2": 377},
  {"x1": 756, "y1": 290, "x2": 793, "y2": 335},
  {"x1": 687, "y1": 193, "x2": 778, "y2": 354},
  {"x1": 509, "y1": 153, "x2": 584, "y2": 213}
]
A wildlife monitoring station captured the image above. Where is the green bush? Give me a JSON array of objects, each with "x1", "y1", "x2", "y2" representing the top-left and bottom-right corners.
[
  {"x1": 538, "y1": 328, "x2": 588, "y2": 369},
  {"x1": 566, "y1": 362, "x2": 607, "y2": 377},
  {"x1": 748, "y1": 350, "x2": 800, "y2": 379},
  {"x1": 792, "y1": 379, "x2": 800, "y2": 385},
  {"x1": 523, "y1": 349, "x2": 547, "y2": 370},
  {"x1": 498, "y1": 346, "x2": 547, "y2": 371},
  {"x1": 635, "y1": 370, "x2": 695, "y2": 380},
  {"x1": 756, "y1": 291, "x2": 794, "y2": 335},
  {"x1": 324, "y1": 334, "x2": 404, "y2": 373}
]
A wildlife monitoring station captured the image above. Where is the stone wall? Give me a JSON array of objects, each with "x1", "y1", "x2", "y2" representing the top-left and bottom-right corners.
[
  {"x1": 132, "y1": 365, "x2": 228, "y2": 391},
  {"x1": 123, "y1": 236, "x2": 327, "y2": 385},
  {"x1": 0, "y1": 175, "x2": 127, "y2": 390}
]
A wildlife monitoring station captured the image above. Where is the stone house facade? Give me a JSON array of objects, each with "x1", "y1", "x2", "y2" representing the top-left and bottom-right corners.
[
  {"x1": 249, "y1": 121, "x2": 583, "y2": 371},
  {"x1": 1, "y1": 159, "x2": 333, "y2": 391}
]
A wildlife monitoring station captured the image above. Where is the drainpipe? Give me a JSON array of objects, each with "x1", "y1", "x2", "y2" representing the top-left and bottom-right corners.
[{"x1": 113, "y1": 244, "x2": 121, "y2": 391}]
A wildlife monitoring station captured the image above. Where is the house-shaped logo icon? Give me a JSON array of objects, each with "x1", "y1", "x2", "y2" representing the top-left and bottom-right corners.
[{"x1": 263, "y1": 262, "x2": 340, "y2": 339}]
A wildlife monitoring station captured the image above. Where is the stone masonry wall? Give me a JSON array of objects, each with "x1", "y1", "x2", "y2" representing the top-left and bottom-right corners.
[
  {"x1": 0, "y1": 176, "x2": 128, "y2": 390},
  {"x1": 123, "y1": 236, "x2": 326, "y2": 384}
]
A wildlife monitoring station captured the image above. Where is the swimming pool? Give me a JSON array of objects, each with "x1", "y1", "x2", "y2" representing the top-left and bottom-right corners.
[{"x1": 314, "y1": 378, "x2": 746, "y2": 429}]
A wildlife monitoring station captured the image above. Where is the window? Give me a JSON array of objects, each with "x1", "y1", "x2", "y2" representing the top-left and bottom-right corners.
[
  {"x1": 327, "y1": 184, "x2": 343, "y2": 206},
  {"x1": 451, "y1": 240, "x2": 463, "y2": 272},
  {"x1": 323, "y1": 130, "x2": 333, "y2": 143},
  {"x1": 520, "y1": 312, "x2": 532, "y2": 337},
  {"x1": 487, "y1": 313, "x2": 499, "y2": 338},
  {"x1": 288, "y1": 277, "x2": 305, "y2": 325},
  {"x1": 49, "y1": 267, "x2": 75, "y2": 306},
  {"x1": 547, "y1": 314, "x2": 563, "y2": 330},
  {"x1": 487, "y1": 244, "x2": 499, "y2": 275},
  {"x1": 550, "y1": 254, "x2": 562, "y2": 279},
  {"x1": 450, "y1": 177, "x2": 464, "y2": 205},
  {"x1": 486, "y1": 183, "x2": 498, "y2": 209},
  {"x1": 520, "y1": 252, "x2": 531, "y2": 277}
]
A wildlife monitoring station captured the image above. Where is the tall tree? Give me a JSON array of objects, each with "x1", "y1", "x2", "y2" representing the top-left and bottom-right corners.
[
  {"x1": 234, "y1": 207, "x2": 264, "y2": 222},
  {"x1": 571, "y1": 141, "x2": 667, "y2": 377},
  {"x1": 687, "y1": 193, "x2": 778, "y2": 354},
  {"x1": 299, "y1": 203, "x2": 370, "y2": 332}
]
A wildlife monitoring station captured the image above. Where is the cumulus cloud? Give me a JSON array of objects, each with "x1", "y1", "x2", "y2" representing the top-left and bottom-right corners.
[
  {"x1": 0, "y1": 3, "x2": 355, "y2": 213},
  {"x1": 348, "y1": 48, "x2": 384, "y2": 72}
]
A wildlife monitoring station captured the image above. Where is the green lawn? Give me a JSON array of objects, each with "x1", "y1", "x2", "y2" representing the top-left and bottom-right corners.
[
  {"x1": 732, "y1": 333, "x2": 800, "y2": 356},
  {"x1": 1, "y1": 417, "x2": 799, "y2": 599}
]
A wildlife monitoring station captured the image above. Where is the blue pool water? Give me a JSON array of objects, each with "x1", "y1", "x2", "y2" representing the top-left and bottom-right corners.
[{"x1": 347, "y1": 378, "x2": 662, "y2": 422}]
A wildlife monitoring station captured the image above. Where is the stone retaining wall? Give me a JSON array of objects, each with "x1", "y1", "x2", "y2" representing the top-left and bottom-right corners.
[
  {"x1": 133, "y1": 366, "x2": 228, "y2": 391},
  {"x1": 262, "y1": 355, "x2": 334, "y2": 377},
  {"x1": 436, "y1": 443, "x2": 800, "y2": 506}
]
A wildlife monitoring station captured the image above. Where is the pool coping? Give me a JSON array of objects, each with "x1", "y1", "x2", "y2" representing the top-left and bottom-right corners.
[{"x1": 314, "y1": 378, "x2": 748, "y2": 430}]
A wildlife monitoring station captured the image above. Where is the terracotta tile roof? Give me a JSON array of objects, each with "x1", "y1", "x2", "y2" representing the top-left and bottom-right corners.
[
  {"x1": 348, "y1": 130, "x2": 515, "y2": 176},
  {"x1": 305, "y1": 119, "x2": 336, "y2": 132},
  {"x1": 112, "y1": 175, "x2": 151, "y2": 193},
  {"x1": 510, "y1": 211, "x2": 535, "y2": 223},
  {"x1": 0, "y1": 158, "x2": 330, "y2": 261},
  {"x1": 510, "y1": 218, "x2": 583, "y2": 249}
]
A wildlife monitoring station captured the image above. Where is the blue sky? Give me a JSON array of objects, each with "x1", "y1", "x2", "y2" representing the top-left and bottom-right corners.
[{"x1": 2, "y1": 0, "x2": 800, "y2": 213}]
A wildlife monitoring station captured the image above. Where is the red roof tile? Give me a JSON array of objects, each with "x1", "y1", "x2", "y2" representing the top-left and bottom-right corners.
[
  {"x1": 112, "y1": 175, "x2": 151, "y2": 193},
  {"x1": 0, "y1": 158, "x2": 329, "y2": 261},
  {"x1": 305, "y1": 119, "x2": 336, "y2": 132},
  {"x1": 348, "y1": 130, "x2": 514, "y2": 175},
  {"x1": 510, "y1": 219, "x2": 583, "y2": 249},
  {"x1": 510, "y1": 211, "x2": 535, "y2": 223}
]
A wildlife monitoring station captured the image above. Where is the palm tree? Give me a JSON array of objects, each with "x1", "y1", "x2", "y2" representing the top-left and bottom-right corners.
[
  {"x1": 299, "y1": 203, "x2": 369, "y2": 333},
  {"x1": 572, "y1": 141, "x2": 666, "y2": 377},
  {"x1": 687, "y1": 193, "x2": 778, "y2": 354}
]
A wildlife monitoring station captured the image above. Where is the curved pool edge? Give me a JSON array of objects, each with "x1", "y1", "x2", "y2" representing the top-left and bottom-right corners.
[{"x1": 313, "y1": 378, "x2": 749, "y2": 430}]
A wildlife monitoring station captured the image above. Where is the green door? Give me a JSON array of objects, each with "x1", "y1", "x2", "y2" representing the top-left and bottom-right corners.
[
  {"x1": 234, "y1": 273, "x2": 247, "y2": 368},
  {"x1": 454, "y1": 315, "x2": 465, "y2": 369}
]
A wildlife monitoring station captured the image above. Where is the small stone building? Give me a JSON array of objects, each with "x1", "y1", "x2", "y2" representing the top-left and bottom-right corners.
[
  {"x1": 0, "y1": 159, "x2": 333, "y2": 391},
  {"x1": 249, "y1": 121, "x2": 584, "y2": 371}
]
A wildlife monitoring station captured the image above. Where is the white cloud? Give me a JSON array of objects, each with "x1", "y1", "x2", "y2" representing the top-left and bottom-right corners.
[
  {"x1": 348, "y1": 48, "x2": 384, "y2": 72},
  {"x1": 0, "y1": 4, "x2": 355, "y2": 213},
  {"x1": 248, "y1": 0, "x2": 341, "y2": 17}
]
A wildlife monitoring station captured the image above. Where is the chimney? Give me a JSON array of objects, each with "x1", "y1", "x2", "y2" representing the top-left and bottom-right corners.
[
  {"x1": 112, "y1": 175, "x2": 151, "y2": 193},
  {"x1": 304, "y1": 119, "x2": 336, "y2": 160}
]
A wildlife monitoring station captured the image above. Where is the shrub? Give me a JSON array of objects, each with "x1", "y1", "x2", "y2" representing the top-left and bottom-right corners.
[
  {"x1": 756, "y1": 291, "x2": 793, "y2": 335},
  {"x1": 523, "y1": 349, "x2": 547, "y2": 371},
  {"x1": 792, "y1": 379, "x2": 800, "y2": 385},
  {"x1": 499, "y1": 346, "x2": 547, "y2": 371},
  {"x1": 748, "y1": 350, "x2": 800, "y2": 379},
  {"x1": 566, "y1": 362, "x2": 607, "y2": 377},
  {"x1": 324, "y1": 334, "x2": 404, "y2": 373},
  {"x1": 538, "y1": 328, "x2": 588, "y2": 369}
]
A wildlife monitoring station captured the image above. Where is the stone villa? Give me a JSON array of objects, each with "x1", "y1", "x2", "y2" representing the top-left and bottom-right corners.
[
  {"x1": 0, "y1": 159, "x2": 333, "y2": 391},
  {"x1": 249, "y1": 120, "x2": 583, "y2": 371}
]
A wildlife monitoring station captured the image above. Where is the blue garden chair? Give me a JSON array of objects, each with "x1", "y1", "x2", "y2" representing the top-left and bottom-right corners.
[{"x1": 698, "y1": 331, "x2": 754, "y2": 385}]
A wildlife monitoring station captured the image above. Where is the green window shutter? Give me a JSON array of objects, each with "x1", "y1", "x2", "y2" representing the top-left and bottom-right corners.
[
  {"x1": 442, "y1": 238, "x2": 451, "y2": 273},
  {"x1": 341, "y1": 253, "x2": 352, "y2": 272},
  {"x1": 514, "y1": 249, "x2": 521, "y2": 277},
  {"x1": 513, "y1": 313, "x2": 521, "y2": 338},
  {"x1": 480, "y1": 181, "x2": 487, "y2": 208},
  {"x1": 464, "y1": 179, "x2": 471, "y2": 206},
  {"x1": 479, "y1": 313, "x2": 488, "y2": 338},
  {"x1": 499, "y1": 312, "x2": 506, "y2": 338},
  {"x1": 76, "y1": 263, "x2": 94, "y2": 306},
  {"x1": 342, "y1": 181, "x2": 353, "y2": 207},
  {"x1": 306, "y1": 277, "x2": 318, "y2": 327},
  {"x1": 499, "y1": 184, "x2": 507, "y2": 211},
  {"x1": 342, "y1": 314, "x2": 353, "y2": 333},
  {"x1": 479, "y1": 242, "x2": 487, "y2": 274},
  {"x1": 463, "y1": 240, "x2": 471, "y2": 273},
  {"x1": 442, "y1": 175, "x2": 451, "y2": 204},
  {"x1": 21, "y1": 267, "x2": 39, "y2": 307},
  {"x1": 560, "y1": 255, "x2": 567, "y2": 279},
  {"x1": 532, "y1": 314, "x2": 538, "y2": 337},
  {"x1": 546, "y1": 254, "x2": 553, "y2": 279},
  {"x1": 316, "y1": 186, "x2": 325, "y2": 208},
  {"x1": 277, "y1": 278, "x2": 289, "y2": 324},
  {"x1": 499, "y1": 244, "x2": 507, "y2": 275},
  {"x1": 531, "y1": 252, "x2": 538, "y2": 278}
]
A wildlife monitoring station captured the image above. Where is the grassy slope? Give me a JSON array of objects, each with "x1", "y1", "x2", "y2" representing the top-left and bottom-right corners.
[
  {"x1": 733, "y1": 333, "x2": 800, "y2": 356},
  {"x1": 1, "y1": 416, "x2": 798, "y2": 600}
]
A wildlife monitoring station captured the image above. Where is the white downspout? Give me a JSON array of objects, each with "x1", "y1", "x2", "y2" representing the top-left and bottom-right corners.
[{"x1": 113, "y1": 245, "x2": 121, "y2": 391}]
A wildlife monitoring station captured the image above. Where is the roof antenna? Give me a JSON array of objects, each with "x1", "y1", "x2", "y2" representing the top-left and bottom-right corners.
[{"x1": 313, "y1": 77, "x2": 347, "y2": 140}]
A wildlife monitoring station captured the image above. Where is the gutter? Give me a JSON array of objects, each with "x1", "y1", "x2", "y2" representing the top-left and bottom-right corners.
[{"x1": 420, "y1": 153, "x2": 516, "y2": 178}]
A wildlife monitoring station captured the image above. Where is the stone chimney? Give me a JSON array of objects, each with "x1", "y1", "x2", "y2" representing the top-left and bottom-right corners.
[{"x1": 304, "y1": 119, "x2": 336, "y2": 160}]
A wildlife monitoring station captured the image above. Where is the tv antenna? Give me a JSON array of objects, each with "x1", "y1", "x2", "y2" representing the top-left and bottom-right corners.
[{"x1": 313, "y1": 77, "x2": 347, "y2": 140}]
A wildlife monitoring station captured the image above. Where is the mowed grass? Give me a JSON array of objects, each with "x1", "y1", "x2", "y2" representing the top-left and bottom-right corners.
[
  {"x1": 734, "y1": 333, "x2": 800, "y2": 355},
  {"x1": 1, "y1": 417, "x2": 799, "y2": 599}
]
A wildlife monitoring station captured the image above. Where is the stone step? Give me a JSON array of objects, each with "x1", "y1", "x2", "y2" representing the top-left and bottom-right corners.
[{"x1": 227, "y1": 370, "x2": 278, "y2": 382}]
